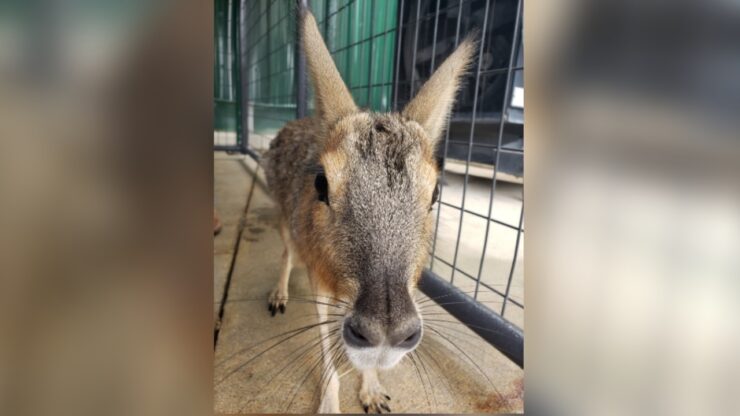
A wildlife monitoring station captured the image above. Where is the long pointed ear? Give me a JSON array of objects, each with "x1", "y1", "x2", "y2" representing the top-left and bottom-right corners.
[
  {"x1": 402, "y1": 35, "x2": 477, "y2": 145},
  {"x1": 299, "y1": 8, "x2": 357, "y2": 126}
]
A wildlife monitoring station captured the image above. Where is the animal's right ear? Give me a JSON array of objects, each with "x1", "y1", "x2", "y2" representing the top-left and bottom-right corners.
[{"x1": 299, "y1": 7, "x2": 357, "y2": 128}]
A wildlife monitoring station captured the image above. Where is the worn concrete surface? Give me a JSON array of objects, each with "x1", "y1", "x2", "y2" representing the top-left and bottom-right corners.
[
  {"x1": 213, "y1": 153, "x2": 524, "y2": 414},
  {"x1": 214, "y1": 154, "x2": 253, "y2": 324}
]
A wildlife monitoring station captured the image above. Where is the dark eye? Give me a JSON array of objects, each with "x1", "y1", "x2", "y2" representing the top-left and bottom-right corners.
[
  {"x1": 431, "y1": 183, "x2": 440, "y2": 207},
  {"x1": 315, "y1": 173, "x2": 329, "y2": 204}
]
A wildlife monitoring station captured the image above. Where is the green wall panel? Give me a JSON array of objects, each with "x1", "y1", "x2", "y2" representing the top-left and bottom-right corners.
[
  {"x1": 216, "y1": 0, "x2": 398, "y2": 136},
  {"x1": 214, "y1": 0, "x2": 240, "y2": 133}
]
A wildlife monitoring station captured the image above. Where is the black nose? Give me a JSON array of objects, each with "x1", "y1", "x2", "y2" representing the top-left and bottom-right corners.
[
  {"x1": 343, "y1": 321, "x2": 380, "y2": 348},
  {"x1": 389, "y1": 322, "x2": 422, "y2": 349}
]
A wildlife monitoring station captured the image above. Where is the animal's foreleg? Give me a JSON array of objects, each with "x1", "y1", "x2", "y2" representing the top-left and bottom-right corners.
[
  {"x1": 316, "y1": 292, "x2": 341, "y2": 413},
  {"x1": 359, "y1": 368, "x2": 390, "y2": 413},
  {"x1": 268, "y1": 221, "x2": 292, "y2": 315}
]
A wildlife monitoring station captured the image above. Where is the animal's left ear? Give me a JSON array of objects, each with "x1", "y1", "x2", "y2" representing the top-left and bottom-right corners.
[{"x1": 402, "y1": 35, "x2": 477, "y2": 146}]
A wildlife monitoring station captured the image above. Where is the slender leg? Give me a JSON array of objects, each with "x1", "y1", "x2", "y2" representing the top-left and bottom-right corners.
[
  {"x1": 359, "y1": 368, "x2": 390, "y2": 413},
  {"x1": 268, "y1": 221, "x2": 292, "y2": 315},
  {"x1": 315, "y1": 286, "x2": 341, "y2": 413}
]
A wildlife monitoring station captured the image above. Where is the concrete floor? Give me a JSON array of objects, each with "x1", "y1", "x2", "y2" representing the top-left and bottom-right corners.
[{"x1": 213, "y1": 153, "x2": 524, "y2": 414}]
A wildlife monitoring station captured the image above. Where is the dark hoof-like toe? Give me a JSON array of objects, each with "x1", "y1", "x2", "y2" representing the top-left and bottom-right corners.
[
  {"x1": 360, "y1": 393, "x2": 391, "y2": 413},
  {"x1": 267, "y1": 288, "x2": 288, "y2": 317}
]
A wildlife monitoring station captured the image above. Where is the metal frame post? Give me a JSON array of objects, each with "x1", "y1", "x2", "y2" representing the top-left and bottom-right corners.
[
  {"x1": 419, "y1": 270, "x2": 524, "y2": 368},
  {"x1": 296, "y1": 0, "x2": 309, "y2": 119},
  {"x1": 237, "y1": 0, "x2": 250, "y2": 155}
]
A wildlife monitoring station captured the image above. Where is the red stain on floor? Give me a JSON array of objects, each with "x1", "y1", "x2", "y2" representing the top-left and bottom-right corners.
[{"x1": 475, "y1": 377, "x2": 524, "y2": 413}]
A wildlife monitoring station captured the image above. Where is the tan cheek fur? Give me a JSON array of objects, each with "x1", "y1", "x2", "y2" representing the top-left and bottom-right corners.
[
  {"x1": 408, "y1": 123, "x2": 441, "y2": 289},
  {"x1": 300, "y1": 120, "x2": 362, "y2": 302},
  {"x1": 301, "y1": 116, "x2": 439, "y2": 300},
  {"x1": 410, "y1": 163, "x2": 438, "y2": 289}
]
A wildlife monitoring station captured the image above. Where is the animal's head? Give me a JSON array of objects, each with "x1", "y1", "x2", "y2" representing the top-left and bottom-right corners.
[{"x1": 299, "y1": 9, "x2": 475, "y2": 370}]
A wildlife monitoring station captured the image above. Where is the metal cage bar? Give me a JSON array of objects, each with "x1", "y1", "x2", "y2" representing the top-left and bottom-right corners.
[
  {"x1": 448, "y1": 0, "x2": 492, "y2": 286},
  {"x1": 419, "y1": 269, "x2": 523, "y2": 368},
  {"x1": 474, "y1": 0, "x2": 523, "y2": 302},
  {"x1": 430, "y1": 0, "x2": 464, "y2": 271}
]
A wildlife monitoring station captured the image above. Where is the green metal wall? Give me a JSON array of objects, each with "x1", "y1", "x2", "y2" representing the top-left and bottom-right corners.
[
  {"x1": 214, "y1": 0, "x2": 398, "y2": 137},
  {"x1": 309, "y1": 0, "x2": 399, "y2": 112},
  {"x1": 244, "y1": 0, "x2": 297, "y2": 134},
  {"x1": 214, "y1": 0, "x2": 240, "y2": 134}
]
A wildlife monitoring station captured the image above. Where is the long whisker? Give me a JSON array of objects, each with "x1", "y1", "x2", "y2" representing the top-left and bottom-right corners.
[
  {"x1": 294, "y1": 338, "x2": 344, "y2": 412},
  {"x1": 413, "y1": 349, "x2": 438, "y2": 412},
  {"x1": 285, "y1": 336, "x2": 343, "y2": 412},
  {"x1": 312, "y1": 342, "x2": 346, "y2": 410},
  {"x1": 290, "y1": 343, "x2": 342, "y2": 412},
  {"x1": 279, "y1": 339, "x2": 332, "y2": 412},
  {"x1": 279, "y1": 338, "x2": 339, "y2": 412},
  {"x1": 216, "y1": 319, "x2": 337, "y2": 385},
  {"x1": 336, "y1": 361, "x2": 354, "y2": 379},
  {"x1": 407, "y1": 351, "x2": 431, "y2": 410},
  {"x1": 223, "y1": 296, "x2": 349, "y2": 310},
  {"x1": 415, "y1": 289, "x2": 517, "y2": 305},
  {"x1": 423, "y1": 321, "x2": 502, "y2": 344},
  {"x1": 415, "y1": 342, "x2": 456, "y2": 399},
  {"x1": 267, "y1": 327, "x2": 341, "y2": 386},
  {"x1": 242, "y1": 326, "x2": 341, "y2": 409},
  {"x1": 418, "y1": 300, "x2": 507, "y2": 310},
  {"x1": 215, "y1": 319, "x2": 336, "y2": 368},
  {"x1": 424, "y1": 325, "x2": 511, "y2": 412},
  {"x1": 315, "y1": 355, "x2": 350, "y2": 411},
  {"x1": 218, "y1": 294, "x2": 346, "y2": 303},
  {"x1": 418, "y1": 311, "x2": 503, "y2": 317},
  {"x1": 421, "y1": 318, "x2": 507, "y2": 336}
]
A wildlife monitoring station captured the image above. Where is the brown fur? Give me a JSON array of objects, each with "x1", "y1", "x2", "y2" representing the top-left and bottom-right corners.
[
  {"x1": 265, "y1": 113, "x2": 441, "y2": 302},
  {"x1": 264, "y1": 6, "x2": 474, "y2": 327},
  {"x1": 262, "y1": 7, "x2": 476, "y2": 413}
]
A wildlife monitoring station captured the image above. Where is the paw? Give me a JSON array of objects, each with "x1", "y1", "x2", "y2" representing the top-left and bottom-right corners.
[
  {"x1": 267, "y1": 286, "x2": 288, "y2": 316},
  {"x1": 359, "y1": 382, "x2": 391, "y2": 413}
]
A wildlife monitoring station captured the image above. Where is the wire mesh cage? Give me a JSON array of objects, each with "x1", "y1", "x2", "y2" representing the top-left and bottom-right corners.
[{"x1": 214, "y1": 0, "x2": 524, "y2": 367}]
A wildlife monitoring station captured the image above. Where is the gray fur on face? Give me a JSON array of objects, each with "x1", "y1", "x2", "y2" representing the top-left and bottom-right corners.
[
  {"x1": 264, "y1": 112, "x2": 432, "y2": 349},
  {"x1": 336, "y1": 114, "x2": 426, "y2": 329}
]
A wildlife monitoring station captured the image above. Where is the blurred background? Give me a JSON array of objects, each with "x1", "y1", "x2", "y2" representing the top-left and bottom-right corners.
[
  {"x1": 0, "y1": 1, "x2": 213, "y2": 415},
  {"x1": 529, "y1": 1, "x2": 740, "y2": 415},
  {"x1": 0, "y1": 0, "x2": 737, "y2": 415}
]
